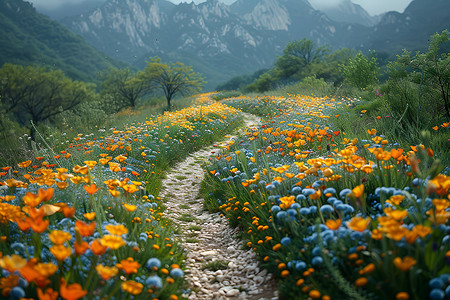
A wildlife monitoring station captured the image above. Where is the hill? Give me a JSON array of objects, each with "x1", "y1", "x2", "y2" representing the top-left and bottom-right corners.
[{"x1": 0, "y1": 0, "x2": 125, "y2": 83}]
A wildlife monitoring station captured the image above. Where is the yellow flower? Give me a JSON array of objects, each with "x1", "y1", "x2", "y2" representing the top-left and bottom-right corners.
[
  {"x1": 121, "y1": 280, "x2": 143, "y2": 295},
  {"x1": 384, "y1": 207, "x2": 408, "y2": 221},
  {"x1": 49, "y1": 230, "x2": 72, "y2": 245},
  {"x1": 35, "y1": 262, "x2": 58, "y2": 277},
  {"x1": 386, "y1": 195, "x2": 405, "y2": 206},
  {"x1": 393, "y1": 256, "x2": 416, "y2": 272},
  {"x1": 105, "y1": 224, "x2": 129, "y2": 236},
  {"x1": 96, "y1": 264, "x2": 119, "y2": 280},
  {"x1": 50, "y1": 245, "x2": 72, "y2": 261},
  {"x1": 0, "y1": 254, "x2": 26, "y2": 272},
  {"x1": 100, "y1": 235, "x2": 126, "y2": 250},
  {"x1": 346, "y1": 217, "x2": 370, "y2": 232},
  {"x1": 279, "y1": 196, "x2": 295, "y2": 209}
]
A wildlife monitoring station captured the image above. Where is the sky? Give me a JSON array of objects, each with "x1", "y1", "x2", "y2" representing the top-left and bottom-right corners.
[{"x1": 29, "y1": 0, "x2": 414, "y2": 16}]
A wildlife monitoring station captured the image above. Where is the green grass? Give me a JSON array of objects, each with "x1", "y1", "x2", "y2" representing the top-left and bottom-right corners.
[
  {"x1": 202, "y1": 260, "x2": 228, "y2": 271},
  {"x1": 188, "y1": 225, "x2": 202, "y2": 231},
  {"x1": 178, "y1": 214, "x2": 197, "y2": 222}
]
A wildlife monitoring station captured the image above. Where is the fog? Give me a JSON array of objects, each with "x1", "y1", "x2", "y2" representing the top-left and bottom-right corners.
[{"x1": 29, "y1": 0, "x2": 413, "y2": 16}]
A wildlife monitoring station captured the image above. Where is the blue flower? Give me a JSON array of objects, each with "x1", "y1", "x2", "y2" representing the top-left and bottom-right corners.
[
  {"x1": 146, "y1": 258, "x2": 161, "y2": 270},
  {"x1": 339, "y1": 189, "x2": 352, "y2": 199},
  {"x1": 271, "y1": 205, "x2": 281, "y2": 213},
  {"x1": 170, "y1": 268, "x2": 184, "y2": 278},
  {"x1": 146, "y1": 275, "x2": 163, "y2": 289},
  {"x1": 429, "y1": 278, "x2": 444, "y2": 289},
  {"x1": 295, "y1": 261, "x2": 307, "y2": 271},
  {"x1": 311, "y1": 256, "x2": 323, "y2": 266},
  {"x1": 281, "y1": 237, "x2": 291, "y2": 246},
  {"x1": 320, "y1": 205, "x2": 334, "y2": 214},
  {"x1": 429, "y1": 289, "x2": 445, "y2": 300}
]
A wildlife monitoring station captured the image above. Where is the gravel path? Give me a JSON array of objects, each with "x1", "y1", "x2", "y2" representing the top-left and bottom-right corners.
[{"x1": 159, "y1": 113, "x2": 278, "y2": 300}]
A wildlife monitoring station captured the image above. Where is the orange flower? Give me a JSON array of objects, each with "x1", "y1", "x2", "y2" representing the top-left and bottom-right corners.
[
  {"x1": 75, "y1": 221, "x2": 96, "y2": 237},
  {"x1": 84, "y1": 184, "x2": 100, "y2": 195},
  {"x1": 325, "y1": 219, "x2": 342, "y2": 230},
  {"x1": 60, "y1": 278, "x2": 87, "y2": 300},
  {"x1": 393, "y1": 256, "x2": 416, "y2": 272},
  {"x1": 72, "y1": 165, "x2": 88, "y2": 175},
  {"x1": 37, "y1": 288, "x2": 58, "y2": 300},
  {"x1": 109, "y1": 189, "x2": 120, "y2": 197},
  {"x1": 30, "y1": 217, "x2": 49, "y2": 233},
  {"x1": 38, "y1": 188, "x2": 54, "y2": 202},
  {"x1": 123, "y1": 203, "x2": 137, "y2": 212},
  {"x1": 352, "y1": 184, "x2": 364, "y2": 198},
  {"x1": 346, "y1": 217, "x2": 371, "y2": 232},
  {"x1": 18, "y1": 160, "x2": 32, "y2": 168},
  {"x1": 74, "y1": 241, "x2": 89, "y2": 256},
  {"x1": 90, "y1": 239, "x2": 107, "y2": 256},
  {"x1": 62, "y1": 206, "x2": 75, "y2": 218},
  {"x1": 117, "y1": 257, "x2": 141, "y2": 274},
  {"x1": 23, "y1": 192, "x2": 42, "y2": 208},
  {"x1": 50, "y1": 245, "x2": 71, "y2": 261},
  {"x1": 83, "y1": 212, "x2": 96, "y2": 220}
]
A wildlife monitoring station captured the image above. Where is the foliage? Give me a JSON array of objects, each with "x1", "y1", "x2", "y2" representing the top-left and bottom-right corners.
[
  {"x1": 341, "y1": 51, "x2": 379, "y2": 90},
  {"x1": 279, "y1": 76, "x2": 334, "y2": 97},
  {"x1": 99, "y1": 68, "x2": 149, "y2": 113},
  {"x1": 141, "y1": 58, "x2": 205, "y2": 108},
  {"x1": 203, "y1": 94, "x2": 450, "y2": 300},
  {"x1": 275, "y1": 39, "x2": 329, "y2": 80},
  {"x1": 0, "y1": 0, "x2": 124, "y2": 83},
  {"x1": 0, "y1": 94, "x2": 243, "y2": 299},
  {"x1": 0, "y1": 64, "x2": 95, "y2": 138},
  {"x1": 215, "y1": 69, "x2": 268, "y2": 91},
  {"x1": 384, "y1": 30, "x2": 450, "y2": 128}
]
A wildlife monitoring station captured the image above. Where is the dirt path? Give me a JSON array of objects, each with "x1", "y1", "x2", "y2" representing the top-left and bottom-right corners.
[{"x1": 159, "y1": 113, "x2": 278, "y2": 300}]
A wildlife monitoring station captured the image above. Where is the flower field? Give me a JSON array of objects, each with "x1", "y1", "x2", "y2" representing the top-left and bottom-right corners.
[
  {"x1": 202, "y1": 95, "x2": 450, "y2": 299},
  {"x1": 0, "y1": 98, "x2": 242, "y2": 300}
]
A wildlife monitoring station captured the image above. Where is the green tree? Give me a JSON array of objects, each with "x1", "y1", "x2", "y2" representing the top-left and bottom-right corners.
[
  {"x1": 0, "y1": 64, "x2": 93, "y2": 139},
  {"x1": 100, "y1": 68, "x2": 148, "y2": 112},
  {"x1": 384, "y1": 30, "x2": 450, "y2": 126},
  {"x1": 141, "y1": 58, "x2": 205, "y2": 108},
  {"x1": 341, "y1": 51, "x2": 379, "y2": 90},
  {"x1": 275, "y1": 39, "x2": 328, "y2": 79}
]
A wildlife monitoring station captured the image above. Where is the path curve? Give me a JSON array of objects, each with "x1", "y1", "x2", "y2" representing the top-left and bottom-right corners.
[{"x1": 160, "y1": 113, "x2": 278, "y2": 300}]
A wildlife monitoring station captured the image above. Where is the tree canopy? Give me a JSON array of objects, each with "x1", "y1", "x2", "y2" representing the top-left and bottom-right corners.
[{"x1": 141, "y1": 58, "x2": 205, "y2": 107}]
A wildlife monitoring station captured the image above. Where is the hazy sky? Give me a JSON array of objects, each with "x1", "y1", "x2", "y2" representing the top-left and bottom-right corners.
[{"x1": 29, "y1": 0, "x2": 414, "y2": 16}]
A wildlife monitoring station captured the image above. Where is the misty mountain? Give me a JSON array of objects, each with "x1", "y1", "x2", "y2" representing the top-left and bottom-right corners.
[
  {"x1": 63, "y1": 0, "x2": 373, "y2": 89},
  {"x1": 0, "y1": 0, "x2": 124, "y2": 83},
  {"x1": 312, "y1": 0, "x2": 378, "y2": 27},
  {"x1": 366, "y1": 0, "x2": 450, "y2": 53}
]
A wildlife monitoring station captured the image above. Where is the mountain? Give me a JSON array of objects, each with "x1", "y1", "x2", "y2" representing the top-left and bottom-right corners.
[
  {"x1": 34, "y1": 0, "x2": 106, "y2": 20},
  {"x1": 366, "y1": 0, "x2": 450, "y2": 53},
  {"x1": 310, "y1": 0, "x2": 377, "y2": 27},
  {"x1": 0, "y1": 0, "x2": 124, "y2": 83},
  {"x1": 63, "y1": 0, "x2": 278, "y2": 89},
  {"x1": 58, "y1": 0, "x2": 448, "y2": 89}
]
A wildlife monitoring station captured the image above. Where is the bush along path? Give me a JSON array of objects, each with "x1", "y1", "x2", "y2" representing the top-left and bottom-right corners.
[{"x1": 160, "y1": 113, "x2": 279, "y2": 300}]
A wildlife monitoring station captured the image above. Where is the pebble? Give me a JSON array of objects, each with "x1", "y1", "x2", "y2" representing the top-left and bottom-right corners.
[{"x1": 159, "y1": 114, "x2": 278, "y2": 300}]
